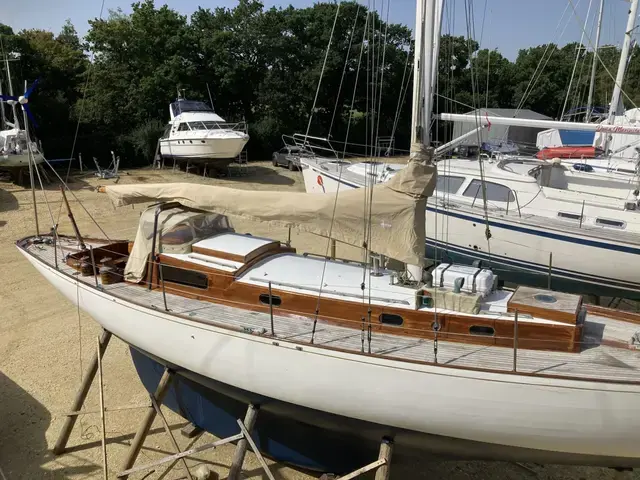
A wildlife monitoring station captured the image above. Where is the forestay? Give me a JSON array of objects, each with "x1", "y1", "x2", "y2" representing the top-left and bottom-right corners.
[{"x1": 103, "y1": 149, "x2": 437, "y2": 266}]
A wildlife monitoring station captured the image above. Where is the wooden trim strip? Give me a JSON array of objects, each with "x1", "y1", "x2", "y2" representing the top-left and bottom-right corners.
[{"x1": 586, "y1": 304, "x2": 640, "y2": 325}]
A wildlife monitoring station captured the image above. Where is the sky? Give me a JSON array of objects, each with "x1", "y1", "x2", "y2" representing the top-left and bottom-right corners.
[{"x1": 2, "y1": 0, "x2": 637, "y2": 60}]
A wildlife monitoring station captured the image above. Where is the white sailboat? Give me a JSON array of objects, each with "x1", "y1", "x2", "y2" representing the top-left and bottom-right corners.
[
  {"x1": 301, "y1": 0, "x2": 640, "y2": 300},
  {"x1": 159, "y1": 92, "x2": 249, "y2": 167},
  {"x1": 16, "y1": 0, "x2": 640, "y2": 474},
  {"x1": 520, "y1": 0, "x2": 639, "y2": 175},
  {"x1": 0, "y1": 58, "x2": 44, "y2": 172}
]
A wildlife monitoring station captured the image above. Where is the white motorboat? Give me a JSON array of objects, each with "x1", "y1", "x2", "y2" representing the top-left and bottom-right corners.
[{"x1": 159, "y1": 95, "x2": 249, "y2": 166}]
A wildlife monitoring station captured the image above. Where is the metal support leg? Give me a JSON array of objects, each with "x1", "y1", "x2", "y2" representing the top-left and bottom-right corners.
[
  {"x1": 119, "y1": 367, "x2": 175, "y2": 478},
  {"x1": 228, "y1": 404, "x2": 259, "y2": 480},
  {"x1": 53, "y1": 329, "x2": 112, "y2": 455}
]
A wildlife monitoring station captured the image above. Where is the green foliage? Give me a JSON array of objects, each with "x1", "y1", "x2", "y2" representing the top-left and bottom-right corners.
[
  {"x1": 3, "y1": 2, "x2": 640, "y2": 164},
  {"x1": 126, "y1": 118, "x2": 165, "y2": 165}
]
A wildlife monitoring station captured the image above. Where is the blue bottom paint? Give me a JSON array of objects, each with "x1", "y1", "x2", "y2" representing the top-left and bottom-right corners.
[{"x1": 130, "y1": 348, "x2": 376, "y2": 473}]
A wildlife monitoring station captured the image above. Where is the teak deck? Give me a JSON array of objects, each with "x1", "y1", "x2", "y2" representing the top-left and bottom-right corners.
[{"x1": 32, "y1": 236, "x2": 640, "y2": 383}]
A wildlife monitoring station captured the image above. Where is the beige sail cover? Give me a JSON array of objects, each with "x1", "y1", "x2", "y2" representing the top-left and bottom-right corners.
[{"x1": 105, "y1": 154, "x2": 436, "y2": 266}]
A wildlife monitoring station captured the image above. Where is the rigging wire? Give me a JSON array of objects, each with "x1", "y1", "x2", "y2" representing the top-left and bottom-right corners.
[
  {"x1": 302, "y1": 2, "x2": 342, "y2": 146},
  {"x1": 57, "y1": 0, "x2": 107, "y2": 225},
  {"x1": 567, "y1": 0, "x2": 640, "y2": 111},
  {"x1": 464, "y1": 0, "x2": 493, "y2": 264},
  {"x1": 513, "y1": 0, "x2": 576, "y2": 116},
  {"x1": 561, "y1": 0, "x2": 594, "y2": 119},
  {"x1": 388, "y1": 51, "x2": 412, "y2": 152},
  {"x1": 328, "y1": 3, "x2": 362, "y2": 139},
  {"x1": 310, "y1": 2, "x2": 367, "y2": 343}
]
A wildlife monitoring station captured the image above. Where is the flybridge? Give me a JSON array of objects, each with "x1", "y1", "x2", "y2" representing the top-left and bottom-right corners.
[{"x1": 438, "y1": 113, "x2": 640, "y2": 136}]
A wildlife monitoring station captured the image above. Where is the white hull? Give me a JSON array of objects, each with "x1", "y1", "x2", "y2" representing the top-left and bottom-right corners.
[
  {"x1": 301, "y1": 164, "x2": 640, "y2": 296},
  {"x1": 20, "y1": 248, "x2": 640, "y2": 465},
  {"x1": 160, "y1": 136, "x2": 247, "y2": 161},
  {"x1": 0, "y1": 151, "x2": 44, "y2": 168}
]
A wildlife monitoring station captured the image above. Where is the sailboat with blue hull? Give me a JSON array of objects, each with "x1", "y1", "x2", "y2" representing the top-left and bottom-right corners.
[
  {"x1": 131, "y1": 348, "x2": 390, "y2": 472},
  {"x1": 18, "y1": 0, "x2": 640, "y2": 475}
]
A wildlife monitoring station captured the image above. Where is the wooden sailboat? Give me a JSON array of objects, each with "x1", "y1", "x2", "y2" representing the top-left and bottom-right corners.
[
  {"x1": 16, "y1": 170, "x2": 640, "y2": 471},
  {"x1": 16, "y1": 0, "x2": 640, "y2": 474}
]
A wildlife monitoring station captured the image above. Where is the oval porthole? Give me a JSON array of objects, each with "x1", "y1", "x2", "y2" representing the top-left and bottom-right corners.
[
  {"x1": 534, "y1": 293, "x2": 557, "y2": 303},
  {"x1": 469, "y1": 325, "x2": 495, "y2": 336},
  {"x1": 379, "y1": 313, "x2": 403, "y2": 326},
  {"x1": 259, "y1": 294, "x2": 281, "y2": 306}
]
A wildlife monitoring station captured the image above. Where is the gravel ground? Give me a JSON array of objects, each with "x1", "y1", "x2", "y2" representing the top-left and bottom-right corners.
[{"x1": 0, "y1": 162, "x2": 636, "y2": 479}]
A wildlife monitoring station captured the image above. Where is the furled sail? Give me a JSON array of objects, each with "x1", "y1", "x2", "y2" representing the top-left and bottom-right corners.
[{"x1": 103, "y1": 150, "x2": 436, "y2": 266}]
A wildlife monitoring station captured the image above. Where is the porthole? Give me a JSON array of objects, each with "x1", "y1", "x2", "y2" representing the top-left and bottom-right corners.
[
  {"x1": 259, "y1": 294, "x2": 281, "y2": 306},
  {"x1": 469, "y1": 325, "x2": 494, "y2": 336},
  {"x1": 379, "y1": 313, "x2": 403, "y2": 326}
]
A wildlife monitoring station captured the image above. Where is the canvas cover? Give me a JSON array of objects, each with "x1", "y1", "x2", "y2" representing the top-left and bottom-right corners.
[
  {"x1": 125, "y1": 207, "x2": 232, "y2": 282},
  {"x1": 105, "y1": 147, "x2": 436, "y2": 267}
]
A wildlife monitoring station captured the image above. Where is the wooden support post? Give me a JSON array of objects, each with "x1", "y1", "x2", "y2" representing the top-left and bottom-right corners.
[
  {"x1": 374, "y1": 437, "x2": 393, "y2": 480},
  {"x1": 117, "y1": 434, "x2": 243, "y2": 477},
  {"x1": 228, "y1": 404, "x2": 259, "y2": 480},
  {"x1": 337, "y1": 460, "x2": 386, "y2": 480},
  {"x1": 330, "y1": 239, "x2": 336, "y2": 259},
  {"x1": 97, "y1": 337, "x2": 108, "y2": 479},
  {"x1": 119, "y1": 368, "x2": 175, "y2": 478},
  {"x1": 236, "y1": 419, "x2": 275, "y2": 480},
  {"x1": 150, "y1": 395, "x2": 193, "y2": 480},
  {"x1": 53, "y1": 329, "x2": 112, "y2": 455}
]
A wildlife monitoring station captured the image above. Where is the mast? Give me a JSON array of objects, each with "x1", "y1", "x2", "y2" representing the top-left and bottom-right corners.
[
  {"x1": 430, "y1": 0, "x2": 444, "y2": 96},
  {"x1": 604, "y1": 0, "x2": 639, "y2": 154},
  {"x1": 410, "y1": 0, "x2": 425, "y2": 145},
  {"x1": 0, "y1": 77, "x2": 6, "y2": 129},
  {"x1": 23, "y1": 80, "x2": 39, "y2": 237},
  {"x1": 4, "y1": 56, "x2": 18, "y2": 128},
  {"x1": 421, "y1": 0, "x2": 437, "y2": 145},
  {"x1": 585, "y1": 0, "x2": 605, "y2": 122}
]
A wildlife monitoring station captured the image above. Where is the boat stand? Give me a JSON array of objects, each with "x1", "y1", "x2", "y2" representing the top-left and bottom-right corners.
[
  {"x1": 319, "y1": 437, "x2": 394, "y2": 480},
  {"x1": 52, "y1": 328, "x2": 276, "y2": 480}
]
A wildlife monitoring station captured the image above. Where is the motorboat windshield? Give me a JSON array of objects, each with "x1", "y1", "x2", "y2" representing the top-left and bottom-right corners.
[{"x1": 170, "y1": 100, "x2": 213, "y2": 117}]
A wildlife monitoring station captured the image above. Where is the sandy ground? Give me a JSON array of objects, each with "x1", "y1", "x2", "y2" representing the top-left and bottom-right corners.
[{"x1": 0, "y1": 161, "x2": 637, "y2": 479}]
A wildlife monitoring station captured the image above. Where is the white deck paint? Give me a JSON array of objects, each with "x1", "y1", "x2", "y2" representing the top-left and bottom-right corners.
[
  {"x1": 238, "y1": 253, "x2": 418, "y2": 307},
  {"x1": 163, "y1": 253, "x2": 243, "y2": 272}
]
